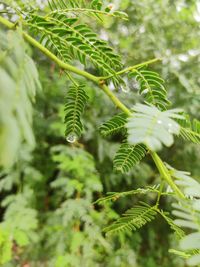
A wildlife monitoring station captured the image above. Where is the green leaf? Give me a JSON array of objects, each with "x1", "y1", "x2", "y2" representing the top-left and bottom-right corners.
[
  {"x1": 64, "y1": 84, "x2": 88, "y2": 142},
  {"x1": 177, "y1": 114, "x2": 200, "y2": 144},
  {"x1": 113, "y1": 143, "x2": 146, "y2": 173},
  {"x1": 26, "y1": 13, "x2": 123, "y2": 86},
  {"x1": 99, "y1": 113, "x2": 127, "y2": 137},
  {"x1": 158, "y1": 210, "x2": 185, "y2": 239},
  {"x1": 129, "y1": 69, "x2": 170, "y2": 110},
  {"x1": 167, "y1": 164, "x2": 200, "y2": 199},
  {"x1": 104, "y1": 202, "x2": 157, "y2": 234},
  {"x1": 0, "y1": 226, "x2": 12, "y2": 265},
  {"x1": 0, "y1": 30, "x2": 40, "y2": 168},
  {"x1": 95, "y1": 185, "x2": 160, "y2": 205},
  {"x1": 127, "y1": 104, "x2": 184, "y2": 151}
]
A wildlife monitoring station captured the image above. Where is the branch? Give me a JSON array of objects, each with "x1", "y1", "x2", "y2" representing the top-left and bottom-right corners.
[
  {"x1": 46, "y1": 8, "x2": 128, "y2": 20},
  {"x1": 0, "y1": 15, "x2": 185, "y2": 199},
  {"x1": 101, "y1": 57, "x2": 162, "y2": 80},
  {"x1": 0, "y1": 16, "x2": 100, "y2": 84},
  {"x1": 150, "y1": 151, "x2": 185, "y2": 199}
]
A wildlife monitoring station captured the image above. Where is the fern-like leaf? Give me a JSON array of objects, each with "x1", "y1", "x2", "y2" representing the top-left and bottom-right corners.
[
  {"x1": 158, "y1": 210, "x2": 185, "y2": 239},
  {"x1": 104, "y1": 202, "x2": 157, "y2": 234},
  {"x1": 113, "y1": 143, "x2": 146, "y2": 173},
  {"x1": 166, "y1": 164, "x2": 200, "y2": 199},
  {"x1": 26, "y1": 13, "x2": 123, "y2": 86},
  {"x1": 129, "y1": 69, "x2": 170, "y2": 110},
  {"x1": 48, "y1": 0, "x2": 102, "y2": 10},
  {"x1": 64, "y1": 84, "x2": 88, "y2": 142},
  {"x1": 48, "y1": 1, "x2": 128, "y2": 21},
  {"x1": 177, "y1": 114, "x2": 200, "y2": 144},
  {"x1": 95, "y1": 185, "x2": 160, "y2": 205},
  {"x1": 127, "y1": 104, "x2": 184, "y2": 151},
  {"x1": 172, "y1": 202, "x2": 200, "y2": 266},
  {"x1": 0, "y1": 30, "x2": 40, "y2": 168},
  {"x1": 99, "y1": 113, "x2": 127, "y2": 137}
]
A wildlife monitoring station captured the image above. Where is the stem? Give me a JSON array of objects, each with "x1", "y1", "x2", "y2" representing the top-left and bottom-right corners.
[
  {"x1": 47, "y1": 8, "x2": 128, "y2": 20},
  {"x1": 156, "y1": 182, "x2": 164, "y2": 207},
  {"x1": 0, "y1": 15, "x2": 184, "y2": 199},
  {"x1": 23, "y1": 33, "x2": 100, "y2": 83},
  {"x1": 102, "y1": 58, "x2": 162, "y2": 80},
  {"x1": 100, "y1": 84, "x2": 131, "y2": 115},
  {"x1": 150, "y1": 151, "x2": 185, "y2": 199},
  {"x1": 0, "y1": 15, "x2": 15, "y2": 29},
  {"x1": 0, "y1": 16, "x2": 100, "y2": 84}
]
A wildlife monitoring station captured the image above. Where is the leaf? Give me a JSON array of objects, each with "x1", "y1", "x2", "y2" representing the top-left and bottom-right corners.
[
  {"x1": 169, "y1": 249, "x2": 191, "y2": 259},
  {"x1": 26, "y1": 13, "x2": 123, "y2": 86},
  {"x1": 113, "y1": 143, "x2": 146, "y2": 173},
  {"x1": 95, "y1": 185, "x2": 160, "y2": 205},
  {"x1": 172, "y1": 200, "x2": 200, "y2": 266},
  {"x1": 0, "y1": 226, "x2": 12, "y2": 265},
  {"x1": 64, "y1": 84, "x2": 88, "y2": 142},
  {"x1": 177, "y1": 114, "x2": 200, "y2": 144},
  {"x1": 99, "y1": 113, "x2": 128, "y2": 137},
  {"x1": 129, "y1": 69, "x2": 170, "y2": 110},
  {"x1": 166, "y1": 164, "x2": 200, "y2": 200},
  {"x1": 104, "y1": 202, "x2": 157, "y2": 234},
  {"x1": 127, "y1": 104, "x2": 184, "y2": 151},
  {"x1": 158, "y1": 210, "x2": 185, "y2": 239},
  {"x1": 0, "y1": 30, "x2": 40, "y2": 168},
  {"x1": 47, "y1": 0, "x2": 128, "y2": 21}
]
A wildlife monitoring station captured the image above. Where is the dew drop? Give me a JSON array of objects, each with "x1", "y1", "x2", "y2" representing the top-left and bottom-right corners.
[
  {"x1": 168, "y1": 123, "x2": 172, "y2": 127},
  {"x1": 120, "y1": 85, "x2": 130, "y2": 93},
  {"x1": 157, "y1": 120, "x2": 162, "y2": 124},
  {"x1": 66, "y1": 133, "x2": 77, "y2": 143},
  {"x1": 141, "y1": 88, "x2": 149, "y2": 95}
]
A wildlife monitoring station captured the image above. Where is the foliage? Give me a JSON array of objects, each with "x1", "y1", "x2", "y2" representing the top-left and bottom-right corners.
[
  {"x1": 129, "y1": 69, "x2": 170, "y2": 110},
  {"x1": 113, "y1": 143, "x2": 146, "y2": 173},
  {"x1": 0, "y1": 29, "x2": 40, "y2": 168},
  {"x1": 127, "y1": 104, "x2": 183, "y2": 151},
  {"x1": 0, "y1": 0, "x2": 200, "y2": 266},
  {"x1": 99, "y1": 112, "x2": 127, "y2": 137},
  {"x1": 64, "y1": 84, "x2": 88, "y2": 142},
  {"x1": 178, "y1": 115, "x2": 200, "y2": 144}
]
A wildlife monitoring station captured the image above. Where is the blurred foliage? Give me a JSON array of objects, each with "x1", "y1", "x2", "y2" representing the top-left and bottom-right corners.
[{"x1": 0, "y1": 0, "x2": 200, "y2": 266}]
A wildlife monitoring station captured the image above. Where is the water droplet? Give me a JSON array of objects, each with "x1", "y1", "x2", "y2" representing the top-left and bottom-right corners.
[
  {"x1": 120, "y1": 85, "x2": 130, "y2": 93},
  {"x1": 157, "y1": 120, "x2": 162, "y2": 124},
  {"x1": 168, "y1": 123, "x2": 172, "y2": 127},
  {"x1": 141, "y1": 88, "x2": 149, "y2": 95},
  {"x1": 66, "y1": 133, "x2": 77, "y2": 143}
]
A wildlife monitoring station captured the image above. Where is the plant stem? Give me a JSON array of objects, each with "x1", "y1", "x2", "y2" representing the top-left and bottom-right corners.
[
  {"x1": 156, "y1": 182, "x2": 164, "y2": 207},
  {"x1": 47, "y1": 8, "x2": 128, "y2": 20},
  {"x1": 100, "y1": 84, "x2": 131, "y2": 115},
  {"x1": 0, "y1": 15, "x2": 184, "y2": 199},
  {"x1": 101, "y1": 58, "x2": 162, "y2": 80},
  {"x1": 0, "y1": 15, "x2": 15, "y2": 29},
  {"x1": 0, "y1": 16, "x2": 100, "y2": 84},
  {"x1": 23, "y1": 33, "x2": 100, "y2": 83},
  {"x1": 150, "y1": 151, "x2": 185, "y2": 199}
]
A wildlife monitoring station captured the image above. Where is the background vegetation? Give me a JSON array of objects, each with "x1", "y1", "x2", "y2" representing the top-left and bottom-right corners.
[{"x1": 0, "y1": 0, "x2": 200, "y2": 266}]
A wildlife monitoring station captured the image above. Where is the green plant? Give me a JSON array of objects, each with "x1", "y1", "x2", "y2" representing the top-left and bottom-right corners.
[{"x1": 0, "y1": 0, "x2": 200, "y2": 266}]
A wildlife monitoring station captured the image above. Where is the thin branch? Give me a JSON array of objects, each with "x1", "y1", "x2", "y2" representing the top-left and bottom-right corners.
[
  {"x1": 150, "y1": 151, "x2": 185, "y2": 199},
  {"x1": 0, "y1": 16, "x2": 101, "y2": 84},
  {"x1": 46, "y1": 8, "x2": 128, "y2": 20},
  {"x1": 101, "y1": 58, "x2": 162, "y2": 80}
]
